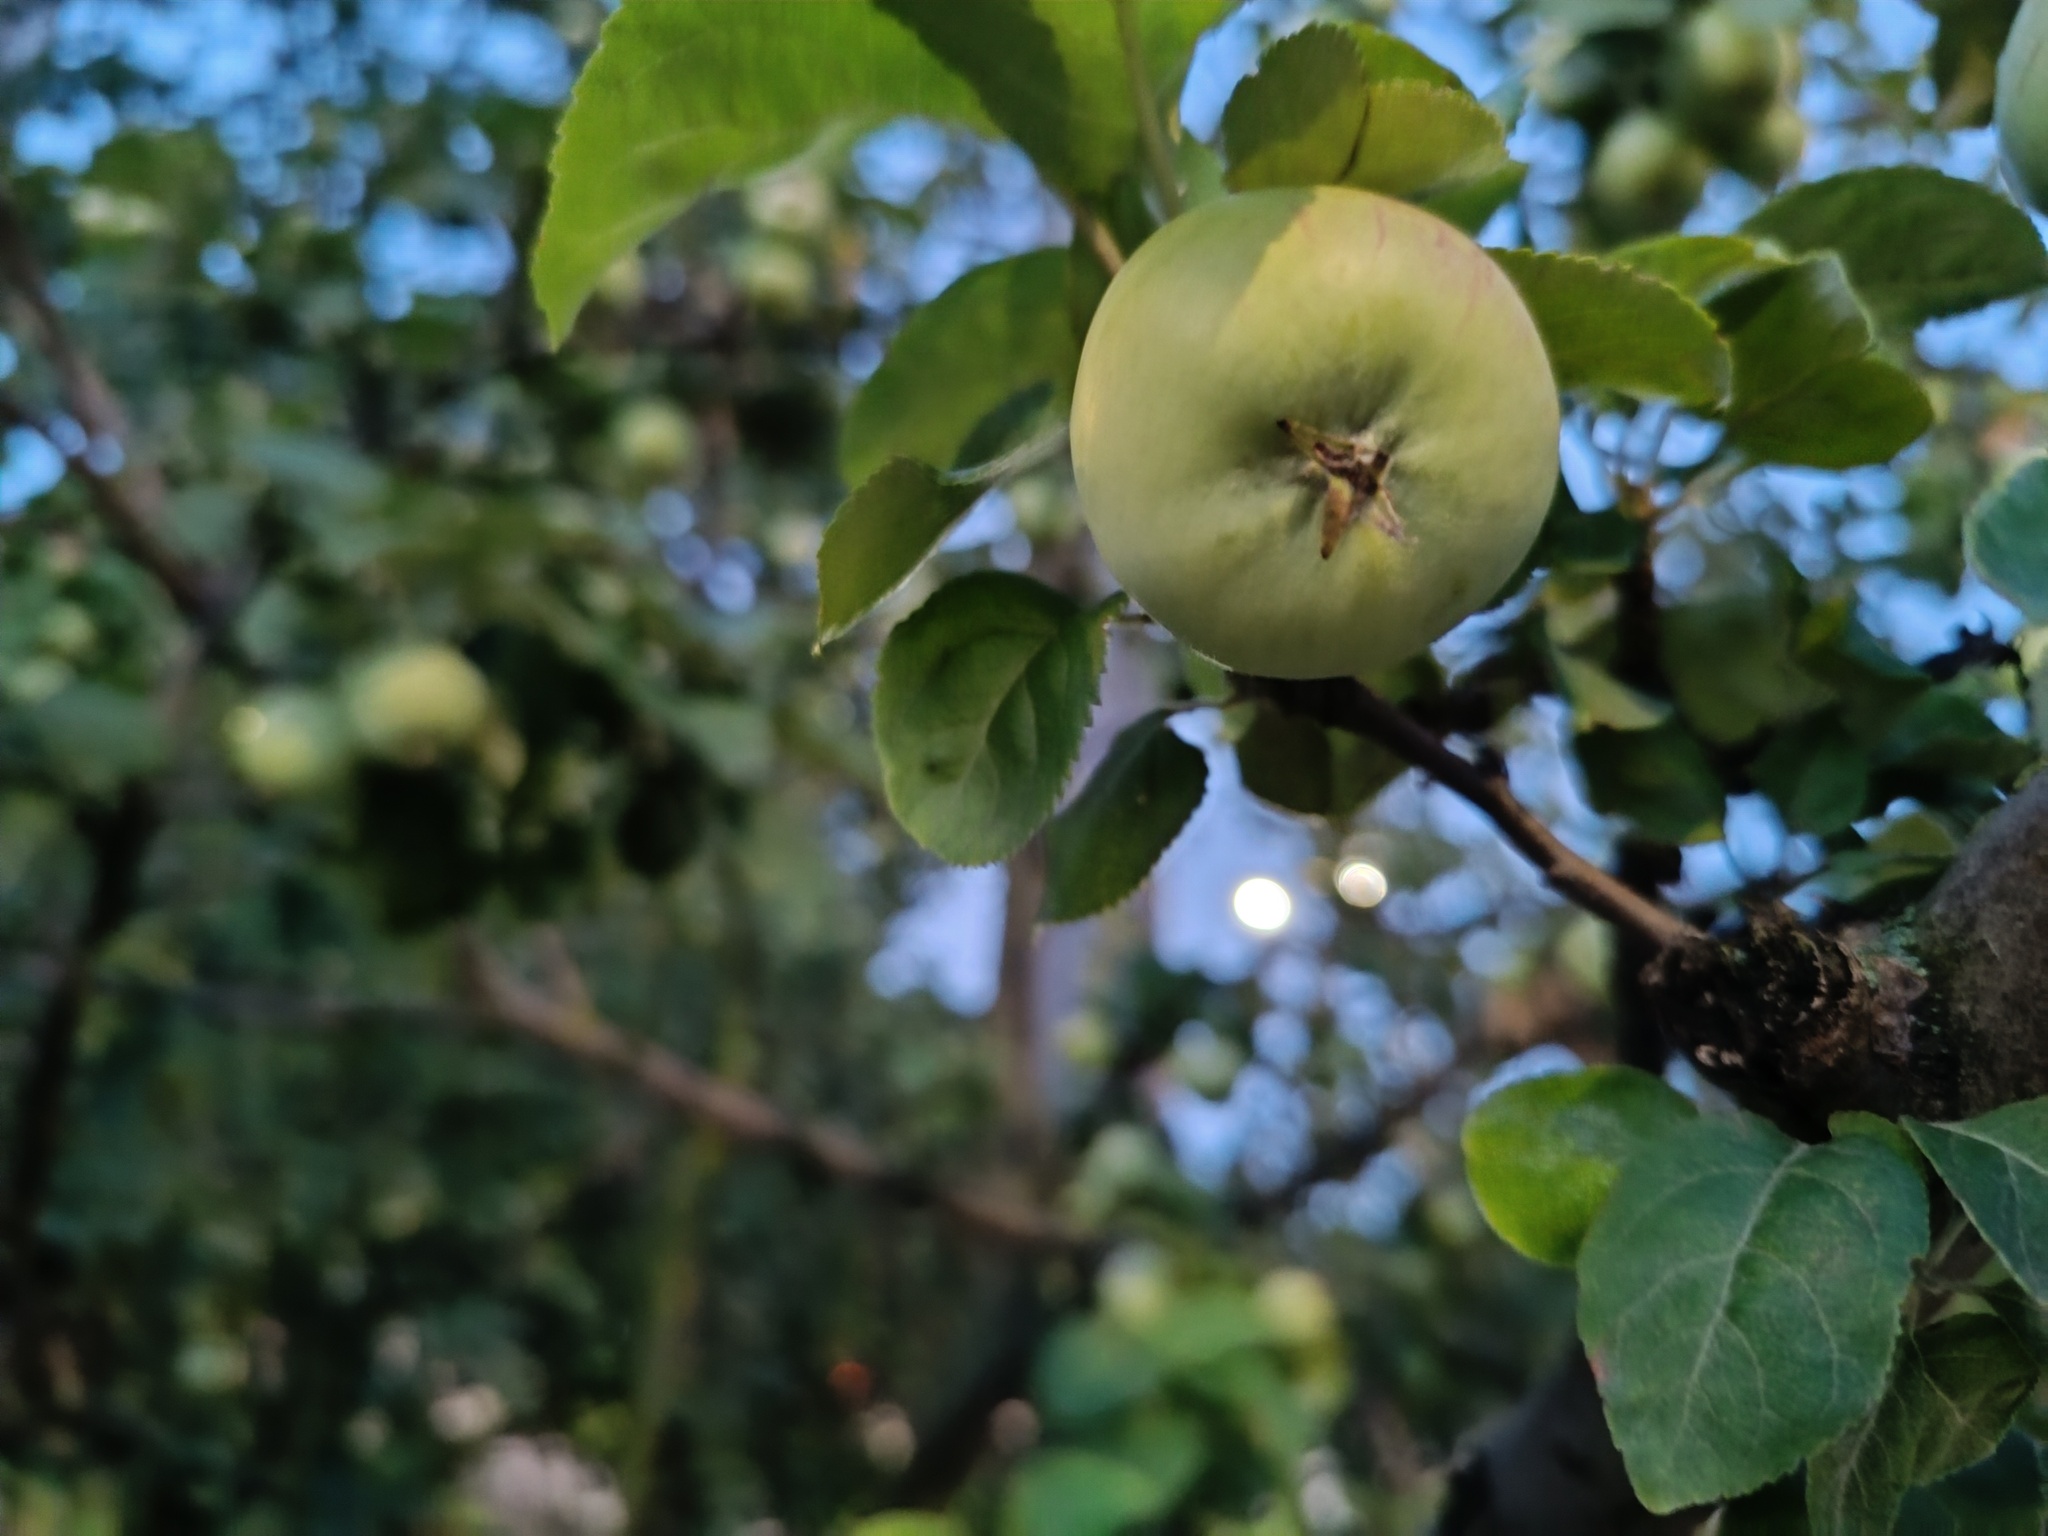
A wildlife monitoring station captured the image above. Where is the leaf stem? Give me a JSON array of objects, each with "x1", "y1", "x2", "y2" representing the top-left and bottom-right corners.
[{"x1": 1111, "y1": 0, "x2": 1184, "y2": 221}]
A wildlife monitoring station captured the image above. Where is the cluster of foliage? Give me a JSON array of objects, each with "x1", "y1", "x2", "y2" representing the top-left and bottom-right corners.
[{"x1": 8, "y1": 0, "x2": 2048, "y2": 1532}]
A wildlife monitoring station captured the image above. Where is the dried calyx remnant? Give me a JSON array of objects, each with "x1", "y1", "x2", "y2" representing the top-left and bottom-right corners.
[
  {"x1": 1643, "y1": 773, "x2": 2048, "y2": 1133},
  {"x1": 1279, "y1": 418, "x2": 1409, "y2": 557}
]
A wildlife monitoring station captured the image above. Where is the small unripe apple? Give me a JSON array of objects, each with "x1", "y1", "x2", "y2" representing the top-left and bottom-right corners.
[
  {"x1": 1587, "y1": 110, "x2": 1711, "y2": 236},
  {"x1": 1255, "y1": 1266, "x2": 1340, "y2": 1347},
  {"x1": 1070, "y1": 188, "x2": 1558, "y2": 680},
  {"x1": 744, "y1": 166, "x2": 835, "y2": 239},
  {"x1": 729, "y1": 236, "x2": 816, "y2": 321},
  {"x1": 344, "y1": 644, "x2": 492, "y2": 764},
  {"x1": 36, "y1": 602, "x2": 98, "y2": 662},
  {"x1": 1666, "y1": 4, "x2": 1783, "y2": 131},
  {"x1": 223, "y1": 688, "x2": 352, "y2": 797},
  {"x1": 1725, "y1": 98, "x2": 1807, "y2": 185},
  {"x1": 1998, "y1": 0, "x2": 2048, "y2": 212},
  {"x1": 610, "y1": 398, "x2": 699, "y2": 483},
  {"x1": 1097, "y1": 1243, "x2": 1173, "y2": 1330}
]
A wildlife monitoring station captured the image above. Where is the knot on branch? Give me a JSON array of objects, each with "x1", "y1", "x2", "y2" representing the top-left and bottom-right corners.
[{"x1": 1642, "y1": 907, "x2": 1942, "y2": 1131}]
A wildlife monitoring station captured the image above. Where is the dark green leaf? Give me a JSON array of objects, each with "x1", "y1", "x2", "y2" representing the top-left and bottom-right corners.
[
  {"x1": 814, "y1": 461, "x2": 979, "y2": 647},
  {"x1": 1490, "y1": 248, "x2": 1729, "y2": 406},
  {"x1": 1577, "y1": 1113, "x2": 1929, "y2": 1512},
  {"x1": 1043, "y1": 711, "x2": 1207, "y2": 922},
  {"x1": 1552, "y1": 650, "x2": 1673, "y2": 732},
  {"x1": 1575, "y1": 722, "x2": 1725, "y2": 843},
  {"x1": 1232, "y1": 703, "x2": 1401, "y2": 818},
  {"x1": 1907, "y1": 1099, "x2": 2048, "y2": 1301},
  {"x1": 1743, "y1": 166, "x2": 2048, "y2": 328},
  {"x1": 1965, "y1": 456, "x2": 2048, "y2": 624},
  {"x1": 1660, "y1": 540, "x2": 1831, "y2": 745},
  {"x1": 1036, "y1": 1317, "x2": 1163, "y2": 1425},
  {"x1": 27, "y1": 683, "x2": 170, "y2": 798},
  {"x1": 1812, "y1": 811, "x2": 1959, "y2": 906},
  {"x1": 1748, "y1": 717, "x2": 1871, "y2": 836},
  {"x1": 1003, "y1": 1449, "x2": 1170, "y2": 1536},
  {"x1": 533, "y1": 0, "x2": 988, "y2": 343},
  {"x1": 1875, "y1": 686, "x2": 2036, "y2": 783},
  {"x1": 840, "y1": 249, "x2": 1079, "y2": 486},
  {"x1": 873, "y1": 573, "x2": 1110, "y2": 865},
  {"x1": 1807, "y1": 1314, "x2": 2039, "y2": 1536},
  {"x1": 1712, "y1": 257, "x2": 1933, "y2": 469},
  {"x1": 1895, "y1": 1432, "x2": 2048, "y2": 1535},
  {"x1": 1461, "y1": 1066, "x2": 1697, "y2": 1267}
]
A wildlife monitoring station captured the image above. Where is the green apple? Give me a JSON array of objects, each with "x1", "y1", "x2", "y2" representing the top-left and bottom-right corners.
[
  {"x1": 1724, "y1": 98, "x2": 1807, "y2": 186},
  {"x1": 1586, "y1": 110, "x2": 1711, "y2": 237},
  {"x1": 744, "y1": 166, "x2": 835, "y2": 239},
  {"x1": 222, "y1": 688, "x2": 352, "y2": 797},
  {"x1": 610, "y1": 398, "x2": 699, "y2": 483},
  {"x1": 729, "y1": 236, "x2": 816, "y2": 321},
  {"x1": 1666, "y1": 4, "x2": 1784, "y2": 132},
  {"x1": 1255, "y1": 1266, "x2": 1339, "y2": 1347},
  {"x1": 1070, "y1": 187, "x2": 1559, "y2": 680},
  {"x1": 344, "y1": 644, "x2": 492, "y2": 764},
  {"x1": 1998, "y1": 0, "x2": 2048, "y2": 212}
]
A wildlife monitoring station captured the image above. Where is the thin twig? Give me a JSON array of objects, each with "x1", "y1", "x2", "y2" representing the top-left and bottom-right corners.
[
  {"x1": 1067, "y1": 200, "x2": 1126, "y2": 276},
  {"x1": 0, "y1": 185, "x2": 218, "y2": 626},
  {"x1": 1110, "y1": 0, "x2": 1183, "y2": 220},
  {"x1": 454, "y1": 933, "x2": 1087, "y2": 1253},
  {"x1": 1243, "y1": 675, "x2": 1702, "y2": 953}
]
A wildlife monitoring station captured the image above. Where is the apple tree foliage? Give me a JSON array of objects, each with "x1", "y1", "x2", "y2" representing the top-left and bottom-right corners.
[
  {"x1": 8, "y1": 0, "x2": 2048, "y2": 1530},
  {"x1": 532, "y1": 0, "x2": 2048, "y2": 1530}
]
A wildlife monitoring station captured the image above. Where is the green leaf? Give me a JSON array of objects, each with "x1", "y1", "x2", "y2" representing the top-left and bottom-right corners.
[
  {"x1": 1003, "y1": 1449, "x2": 1170, "y2": 1536},
  {"x1": 1895, "y1": 1432, "x2": 2048, "y2": 1535},
  {"x1": 1610, "y1": 233, "x2": 1781, "y2": 303},
  {"x1": 1221, "y1": 25, "x2": 1506, "y2": 197},
  {"x1": 1875, "y1": 686, "x2": 2036, "y2": 784},
  {"x1": 840, "y1": 249, "x2": 1079, "y2": 486},
  {"x1": 1036, "y1": 1317, "x2": 1163, "y2": 1425},
  {"x1": 1461, "y1": 1066, "x2": 1697, "y2": 1267},
  {"x1": 1489, "y1": 249, "x2": 1729, "y2": 407},
  {"x1": 814, "y1": 461, "x2": 978, "y2": 647},
  {"x1": 873, "y1": 573, "x2": 1110, "y2": 865},
  {"x1": 852, "y1": 1518, "x2": 967, "y2": 1536},
  {"x1": 1552, "y1": 650, "x2": 1673, "y2": 731},
  {"x1": 1965, "y1": 457, "x2": 2048, "y2": 625},
  {"x1": 1712, "y1": 257, "x2": 1934, "y2": 469},
  {"x1": 1907, "y1": 1099, "x2": 2048, "y2": 1301},
  {"x1": 1807, "y1": 1314, "x2": 2040, "y2": 1536},
  {"x1": 880, "y1": 0, "x2": 1225, "y2": 197},
  {"x1": 1043, "y1": 711, "x2": 1207, "y2": 922},
  {"x1": 1348, "y1": 22, "x2": 1462, "y2": 89},
  {"x1": 26, "y1": 683, "x2": 170, "y2": 798},
  {"x1": 1577, "y1": 1113, "x2": 1930, "y2": 1512},
  {"x1": 1575, "y1": 722, "x2": 1726, "y2": 843},
  {"x1": 1743, "y1": 166, "x2": 2048, "y2": 329},
  {"x1": 532, "y1": 0, "x2": 988, "y2": 344},
  {"x1": 1813, "y1": 810, "x2": 1959, "y2": 906},
  {"x1": 1660, "y1": 540, "x2": 1832, "y2": 745},
  {"x1": 1748, "y1": 717, "x2": 1872, "y2": 837},
  {"x1": 1232, "y1": 703, "x2": 1400, "y2": 818}
]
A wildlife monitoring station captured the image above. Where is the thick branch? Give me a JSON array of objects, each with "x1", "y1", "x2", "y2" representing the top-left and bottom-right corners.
[
  {"x1": 1244, "y1": 675, "x2": 1700, "y2": 952},
  {"x1": 0, "y1": 186, "x2": 218, "y2": 625},
  {"x1": 453, "y1": 934, "x2": 1086, "y2": 1252}
]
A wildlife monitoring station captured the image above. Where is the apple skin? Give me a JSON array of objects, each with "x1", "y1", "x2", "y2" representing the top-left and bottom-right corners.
[
  {"x1": 1998, "y1": 0, "x2": 2048, "y2": 214},
  {"x1": 1070, "y1": 187, "x2": 1558, "y2": 681},
  {"x1": 344, "y1": 643, "x2": 493, "y2": 763}
]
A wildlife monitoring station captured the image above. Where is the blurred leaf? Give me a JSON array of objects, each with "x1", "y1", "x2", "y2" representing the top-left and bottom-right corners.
[
  {"x1": 841, "y1": 249, "x2": 1079, "y2": 485},
  {"x1": 1143, "y1": 1288, "x2": 1272, "y2": 1371},
  {"x1": 1812, "y1": 810, "x2": 1959, "y2": 906},
  {"x1": 1575, "y1": 722, "x2": 1725, "y2": 843},
  {"x1": 853, "y1": 1518, "x2": 967, "y2": 1536},
  {"x1": 1711, "y1": 257, "x2": 1933, "y2": 468},
  {"x1": 1661, "y1": 542, "x2": 1831, "y2": 745},
  {"x1": 1113, "y1": 1408, "x2": 1207, "y2": 1506},
  {"x1": 1552, "y1": 651, "x2": 1674, "y2": 732},
  {"x1": 880, "y1": 0, "x2": 1226, "y2": 196},
  {"x1": 1233, "y1": 703, "x2": 1402, "y2": 818},
  {"x1": 873, "y1": 574, "x2": 1110, "y2": 864},
  {"x1": 1003, "y1": 1449, "x2": 1171, "y2": 1536},
  {"x1": 1906, "y1": 1099, "x2": 2048, "y2": 1301},
  {"x1": 1043, "y1": 711, "x2": 1207, "y2": 922},
  {"x1": 1965, "y1": 456, "x2": 2048, "y2": 625},
  {"x1": 1036, "y1": 1318, "x2": 1163, "y2": 1425},
  {"x1": 25, "y1": 684, "x2": 169, "y2": 799},
  {"x1": 815, "y1": 461, "x2": 979, "y2": 647},
  {"x1": 532, "y1": 0, "x2": 988, "y2": 343},
  {"x1": 1462, "y1": 1065, "x2": 1697, "y2": 1267},
  {"x1": 1578, "y1": 1113, "x2": 1928, "y2": 1511},
  {"x1": 1895, "y1": 1432, "x2": 2048, "y2": 1534},
  {"x1": 1875, "y1": 687, "x2": 2035, "y2": 783},
  {"x1": 1807, "y1": 1314, "x2": 2039, "y2": 1536},
  {"x1": 1490, "y1": 248, "x2": 1729, "y2": 405},
  {"x1": 1748, "y1": 716, "x2": 1871, "y2": 836},
  {"x1": 1743, "y1": 166, "x2": 2048, "y2": 328}
]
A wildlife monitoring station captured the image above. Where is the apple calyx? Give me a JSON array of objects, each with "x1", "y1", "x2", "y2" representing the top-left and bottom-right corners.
[{"x1": 1278, "y1": 418, "x2": 1410, "y2": 558}]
